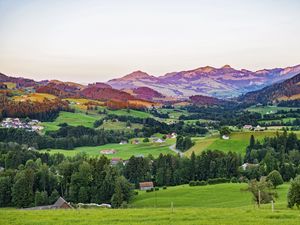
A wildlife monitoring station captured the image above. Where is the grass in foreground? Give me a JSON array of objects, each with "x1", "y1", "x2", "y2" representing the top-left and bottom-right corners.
[
  {"x1": 0, "y1": 183, "x2": 297, "y2": 225},
  {"x1": 1, "y1": 206, "x2": 299, "y2": 225}
]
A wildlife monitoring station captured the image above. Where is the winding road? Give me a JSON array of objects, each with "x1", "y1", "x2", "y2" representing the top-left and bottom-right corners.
[{"x1": 169, "y1": 144, "x2": 184, "y2": 157}]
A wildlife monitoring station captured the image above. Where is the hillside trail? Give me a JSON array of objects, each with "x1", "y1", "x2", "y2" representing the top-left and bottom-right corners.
[{"x1": 169, "y1": 144, "x2": 184, "y2": 157}]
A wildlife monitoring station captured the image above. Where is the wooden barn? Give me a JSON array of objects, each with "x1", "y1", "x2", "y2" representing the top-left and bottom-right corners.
[{"x1": 23, "y1": 197, "x2": 72, "y2": 210}]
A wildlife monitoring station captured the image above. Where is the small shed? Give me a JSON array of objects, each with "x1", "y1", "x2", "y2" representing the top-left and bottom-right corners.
[
  {"x1": 139, "y1": 182, "x2": 154, "y2": 191},
  {"x1": 23, "y1": 197, "x2": 72, "y2": 210}
]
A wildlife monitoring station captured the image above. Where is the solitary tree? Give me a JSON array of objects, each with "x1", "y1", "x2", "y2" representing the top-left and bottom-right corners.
[
  {"x1": 219, "y1": 127, "x2": 231, "y2": 138},
  {"x1": 246, "y1": 178, "x2": 277, "y2": 206},
  {"x1": 266, "y1": 170, "x2": 283, "y2": 188},
  {"x1": 288, "y1": 175, "x2": 300, "y2": 208}
]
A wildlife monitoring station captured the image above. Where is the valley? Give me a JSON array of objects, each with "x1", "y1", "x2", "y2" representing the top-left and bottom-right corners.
[{"x1": 1, "y1": 68, "x2": 300, "y2": 225}]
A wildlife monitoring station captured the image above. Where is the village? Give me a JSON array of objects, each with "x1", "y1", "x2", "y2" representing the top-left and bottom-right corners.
[{"x1": 0, "y1": 118, "x2": 44, "y2": 132}]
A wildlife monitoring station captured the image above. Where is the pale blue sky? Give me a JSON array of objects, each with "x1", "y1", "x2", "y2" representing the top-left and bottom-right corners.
[{"x1": 0, "y1": 0, "x2": 299, "y2": 82}]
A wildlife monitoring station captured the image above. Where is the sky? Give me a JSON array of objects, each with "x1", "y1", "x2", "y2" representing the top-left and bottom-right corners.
[{"x1": 0, "y1": 0, "x2": 299, "y2": 83}]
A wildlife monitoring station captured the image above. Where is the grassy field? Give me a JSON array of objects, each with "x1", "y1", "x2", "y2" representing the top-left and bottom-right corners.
[
  {"x1": 100, "y1": 120, "x2": 143, "y2": 130},
  {"x1": 41, "y1": 138, "x2": 175, "y2": 159},
  {"x1": 185, "y1": 131, "x2": 280, "y2": 156},
  {"x1": 107, "y1": 108, "x2": 152, "y2": 119},
  {"x1": 131, "y1": 183, "x2": 289, "y2": 208},
  {"x1": 1, "y1": 207, "x2": 300, "y2": 225},
  {"x1": 12, "y1": 93, "x2": 57, "y2": 102},
  {"x1": 1, "y1": 183, "x2": 298, "y2": 225},
  {"x1": 42, "y1": 111, "x2": 101, "y2": 132},
  {"x1": 246, "y1": 106, "x2": 297, "y2": 114}
]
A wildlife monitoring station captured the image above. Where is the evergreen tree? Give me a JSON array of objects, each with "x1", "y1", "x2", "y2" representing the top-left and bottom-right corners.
[
  {"x1": 12, "y1": 169, "x2": 35, "y2": 208},
  {"x1": 111, "y1": 178, "x2": 124, "y2": 208}
]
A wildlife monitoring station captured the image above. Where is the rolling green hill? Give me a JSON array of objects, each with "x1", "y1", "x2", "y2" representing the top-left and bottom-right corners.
[
  {"x1": 185, "y1": 131, "x2": 287, "y2": 156},
  {"x1": 42, "y1": 111, "x2": 101, "y2": 132},
  {"x1": 131, "y1": 183, "x2": 289, "y2": 208},
  {"x1": 0, "y1": 183, "x2": 297, "y2": 225}
]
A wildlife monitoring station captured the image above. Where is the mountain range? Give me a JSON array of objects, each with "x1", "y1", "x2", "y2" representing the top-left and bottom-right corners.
[
  {"x1": 1, "y1": 64, "x2": 300, "y2": 103},
  {"x1": 108, "y1": 64, "x2": 300, "y2": 98},
  {"x1": 238, "y1": 72, "x2": 300, "y2": 104}
]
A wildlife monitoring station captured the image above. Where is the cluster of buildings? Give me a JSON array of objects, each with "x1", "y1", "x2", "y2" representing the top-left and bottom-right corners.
[
  {"x1": 0, "y1": 118, "x2": 43, "y2": 132},
  {"x1": 243, "y1": 125, "x2": 266, "y2": 131}
]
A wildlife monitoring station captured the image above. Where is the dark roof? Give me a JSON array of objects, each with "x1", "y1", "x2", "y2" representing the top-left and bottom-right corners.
[
  {"x1": 53, "y1": 197, "x2": 70, "y2": 208},
  {"x1": 22, "y1": 197, "x2": 72, "y2": 210}
]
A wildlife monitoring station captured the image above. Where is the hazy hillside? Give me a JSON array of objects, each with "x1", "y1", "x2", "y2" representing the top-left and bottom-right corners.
[
  {"x1": 238, "y1": 73, "x2": 300, "y2": 104},
  {"x1": 107, "y1": 64, "x2": 300, "y2": 98}
]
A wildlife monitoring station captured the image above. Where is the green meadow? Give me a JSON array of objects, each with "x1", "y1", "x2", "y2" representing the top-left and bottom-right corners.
[
  {"x1": 131, "y1": 183, "x2": 288, "y2": 208},
  {"x1": 1, "y1": 183, "x2": 299, "y2": 225},
  {"x1": 42, "y1": 138, "x2": 176, "y2": 159},
  {"x1": 246, "y1": 106, "x2": 297, "y2": 114},
  {"x1": 100, "y1": 120, "x2": 143, "y2": 130},
  {"x1": 42, "y1": 111, "x2": 101, "y2": 132},
  {"x1": 186, "y1": 131, "x2": 281, "y2": 156}
]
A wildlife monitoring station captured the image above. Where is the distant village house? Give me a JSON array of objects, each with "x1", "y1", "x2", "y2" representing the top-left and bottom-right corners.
[{"x1": 139, "y1": 182, "x2": 154, "y2": 191}]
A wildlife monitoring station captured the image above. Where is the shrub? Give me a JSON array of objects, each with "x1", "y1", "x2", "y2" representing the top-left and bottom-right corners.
[
  {"x1": 189, "y1": 181, "x2": 197, "y2": 186},
  {"x1": 230, "y1": 177, "x2": 238, "y2": 183},
  {"x1": 189, "y1": 180, "x2": 207, "y2": 186},
  {"x1": 155, "y1": 187, "x2": 159, "y2": 191},
  {"x1": 207, "y1": 178, "x2": 230, "y2": 185},
  {"x1": 163, "y1": 186, "x2": 167, "y2": 190}
]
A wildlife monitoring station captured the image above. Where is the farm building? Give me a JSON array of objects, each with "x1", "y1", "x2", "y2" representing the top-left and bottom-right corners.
[
  {"x1": 243, "y1": 125, "x2": 253, "y2": 130},
  {"x1": 23, "y1": 197, "x2": 72, "y2": 210},
  {"x1": 241, "y1": 163, "x2": 259, "y2": 171},
  {"x1": 100, "y1": 149, "x2": 117, "y2": 155},
  {"x1": 153, "y1": 138, "x2": 165, "y2": 143},
  {"x1": 111, "y1": 158, "x2": 123, "y2": 165},
  {"x1": 132, "y1": 139, "x2": 140, "y2": 144},
  {"x1": 222, "y1": 135, "x2": 229, "y2": 140},
  {"x1": 119, "y1": 140, "x2": 128, "y2": 145},
  {"x1": 139, "y1": 182, "x2": 154, "y2": 191},
  {"x1": 254, "y1": 125, "x2": 265, "y2": 131}
]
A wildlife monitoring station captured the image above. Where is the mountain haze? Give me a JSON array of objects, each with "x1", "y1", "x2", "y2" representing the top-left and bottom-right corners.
[{"x1": 107, "y1": 64, "x2": 300, "y2": 98}]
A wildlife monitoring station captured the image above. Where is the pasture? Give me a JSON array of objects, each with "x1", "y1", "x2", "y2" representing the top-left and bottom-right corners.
[
  {"x1": 41, "y1": 138, "x2": 176, "y2": 159},
  {"x1": 185, "y1": 131, "x2": 280, "y2": 156},
  {"x1": 0, "y1": 183, "x2": 298, "y2": 225},
  {"x1": 246, "y1": 105, "x2": 297, "y2": 114},
  {"x1": 42, "y1": 111, "x2": 100, "y2": 132},
  {"x1": 100, "y1": 120, "x2": 143, "y2": 130},
  {"x1": 131, "y1": 183, "x2": 290, "y2": 208}
]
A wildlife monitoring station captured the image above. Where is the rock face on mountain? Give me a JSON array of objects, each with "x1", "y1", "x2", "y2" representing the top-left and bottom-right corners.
[
  {"x1": 238, "y1": 73, "x2": 300, "y2": 104},
  {"x1": 107, "y1": 65, "x2": 300, "y2": 98}
]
